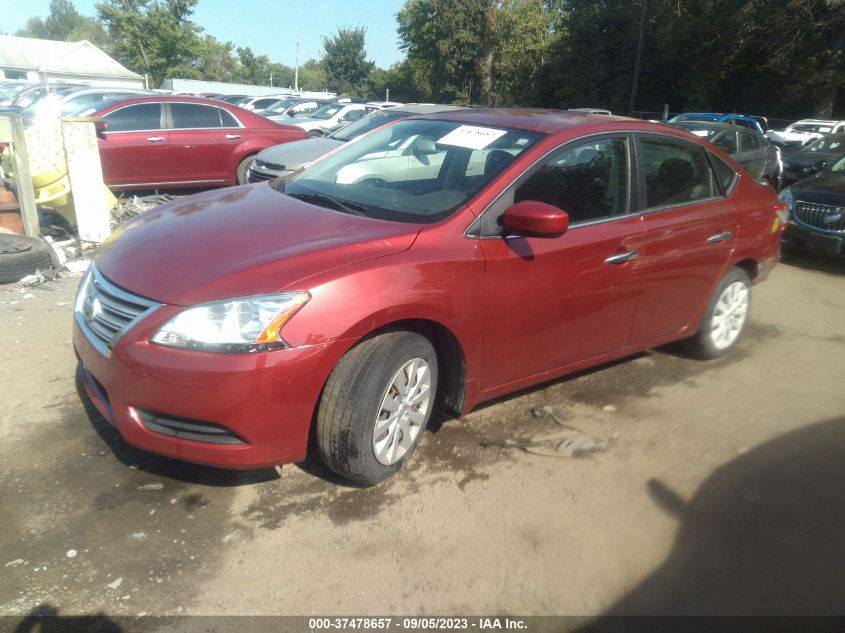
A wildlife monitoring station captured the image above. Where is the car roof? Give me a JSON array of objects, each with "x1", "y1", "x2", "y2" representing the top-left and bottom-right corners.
[
  {"x1": 391, "y1": 104, "x2": 468, "y2": 115},
  {"x1": 94, "y1": 95, "x2": 235, "y2": 108},
  {"x1": 411, "y1": 107, "x2": 643, "y2": 134},
  {"x1": 671, "y1": 121, "x2": 759, "y2": 133}
]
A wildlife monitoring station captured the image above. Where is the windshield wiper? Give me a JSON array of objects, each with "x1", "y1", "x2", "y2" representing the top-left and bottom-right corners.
[{"x1": 286, "y1": 192, "x2": 370, "y2": 217}]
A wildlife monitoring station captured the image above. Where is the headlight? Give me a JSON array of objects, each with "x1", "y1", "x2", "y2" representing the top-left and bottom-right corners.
[{"x1": 151, "y1": 292, "x2": 309, "y2": 353}]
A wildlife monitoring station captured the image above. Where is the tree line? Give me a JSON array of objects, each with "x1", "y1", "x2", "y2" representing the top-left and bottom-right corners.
[{"x1": 16, "y1": 0, "x2": 845, "y2": 118}]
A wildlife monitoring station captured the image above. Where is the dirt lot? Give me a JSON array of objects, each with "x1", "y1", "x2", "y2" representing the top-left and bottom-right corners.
[{"x1": 1, "y1": 249, "x2": 843, "y2": 626}]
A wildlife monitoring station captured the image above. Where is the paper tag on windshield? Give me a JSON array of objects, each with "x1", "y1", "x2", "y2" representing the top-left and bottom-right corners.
[{"x1": 438, "y1": 126, "x2": 507, "y2": 150}]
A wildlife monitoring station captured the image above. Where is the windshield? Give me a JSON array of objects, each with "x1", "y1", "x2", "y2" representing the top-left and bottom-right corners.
[
  {"x1": 804, "y1": 136, "x2": 845, "y2": 153},
  {"x1": 264, "y1": 98, "x2": 296, "y2": 112},
  {"x1": 278, "y1": 118, "x2": 543, "y2": 224},
  {"x1": 309, "y1": 103, "x2": 344, "y2": 120},
  {"x1": 791, "y1": 123, "x2": 832, "y2": 134},
  {"x1": 830, "y1": 156, "x2": 845, "y2": 173},
  {"x1": 331, "y1": 109, "x2": 409, "y2": 142}
]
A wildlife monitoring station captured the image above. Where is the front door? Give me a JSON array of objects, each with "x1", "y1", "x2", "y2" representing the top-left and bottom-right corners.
[{"x1": 478, "y1": 135, "x2": 646, "y2": 391}]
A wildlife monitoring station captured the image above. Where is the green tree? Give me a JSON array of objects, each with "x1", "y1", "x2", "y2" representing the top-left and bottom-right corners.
[
  {"x1": 321, "y1": 27, "x2": 375, "y2": 96},
  {"x1": 396, "y1": 0, "x2": 487, "y2": 103},
  {"x1": 492, "y1": 0, "x2": 558, "y2": 105},
  {"x1": 17, "y1": 0, "x2": 109, "y2": 48},
  {"x1": 192, "y1": 35, "x2": 238, "y2": 82},
  {"x1": 297, "y1": 59, "x2": 329, "y2": 92},
  {"x1": 234, "y1": 46, "x2": 272, "y2": 84},
  {"x1": 96, "y1": 0, "x2": 201, "y2": 87}
]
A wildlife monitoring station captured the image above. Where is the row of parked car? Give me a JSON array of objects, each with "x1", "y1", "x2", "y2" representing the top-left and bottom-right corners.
[
  {"x1": 0, "y1": 81, "x2": 410, "y2": 188},
  {"x1": 2, "y1": 82, "x2": 843, "y2": 259},
  {"x1": 665, "y1": 111, "x2": 845, "y2": 257}
]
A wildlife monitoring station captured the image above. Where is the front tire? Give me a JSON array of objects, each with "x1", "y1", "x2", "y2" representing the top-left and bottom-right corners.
[
  {"x1": 236, "y1": 154, "x2": 256, "y2": 185},
  {"x1": 684, "y1": 267, "x2": 751, "y2": 359},
  {"x1": 316, "y1": 331, "x2": 438, "y2": 486}
]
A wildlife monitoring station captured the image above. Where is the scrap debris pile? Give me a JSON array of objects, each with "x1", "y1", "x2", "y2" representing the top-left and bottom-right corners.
[{"x1": 111, "y1": 193, "x2": 175, "y2": 229}]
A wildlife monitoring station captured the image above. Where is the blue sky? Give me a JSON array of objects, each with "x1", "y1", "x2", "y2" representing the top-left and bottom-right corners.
[{"x1": 2, "y1": 0, "x2": 408, "y2": 69}]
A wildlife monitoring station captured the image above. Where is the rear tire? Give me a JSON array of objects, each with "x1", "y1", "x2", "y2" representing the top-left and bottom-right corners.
[
  {"x1": 683, "y1": 267, "x2": 751, "y2": 359},
  {"x1": 316, "y1": 331, "x2": 438, "y2": 486},
  {"x1": 237, "y1": 155, "x2": 257, "y2": 185},
  {"x1": 306, "y1": 130, "x2": 323, "y2": 139}
]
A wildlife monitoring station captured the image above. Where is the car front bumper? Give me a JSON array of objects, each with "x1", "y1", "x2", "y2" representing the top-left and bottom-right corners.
[
  {"x1": 73, "y1": 316, "x2": 345, "y2": 470},
  {"x1": 782, "y1": 222, "x2": 845, "y2": 257}
]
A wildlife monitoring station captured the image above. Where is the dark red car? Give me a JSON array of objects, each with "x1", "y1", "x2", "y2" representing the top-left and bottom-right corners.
[
  {"x1": 89, "y1": 96, "x2": 306, "y2": 189},
  {"x1": 73, "y1": 110, "x2": 787, "y2": 485}
]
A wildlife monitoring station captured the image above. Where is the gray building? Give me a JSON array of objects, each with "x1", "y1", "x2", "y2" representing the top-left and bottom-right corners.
[{"x1": 0, "y1": 35, "x2": 144, "y2": 88}]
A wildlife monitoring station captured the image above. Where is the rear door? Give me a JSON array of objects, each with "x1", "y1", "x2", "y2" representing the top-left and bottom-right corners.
[
  {"x1": 166, "y1": 102, "x2": 246, "y2": 185},
  {"x1": 99, "y1": 102, "x2": 168, "y2": 188},
  {"x1": 737, "y1": 130, "x2": 766, "y2": 181},
  {"x1": 629, "y1": 134, "x2": 737, "y2": 343}
]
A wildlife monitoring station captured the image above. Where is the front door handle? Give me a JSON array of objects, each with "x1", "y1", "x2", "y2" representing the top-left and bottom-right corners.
[
  {"x1": 225, "y1": 134, "x2": 241, "y2": 140},
  {"x1": 604, "y1": 251, "x2": 639, "y2": 265},
  {"x1": 707, "y1": 231, "x2": 733, "y2": 243},
  {"x1": 146, "y1": 136, "x2": 165, "y2": 142}
]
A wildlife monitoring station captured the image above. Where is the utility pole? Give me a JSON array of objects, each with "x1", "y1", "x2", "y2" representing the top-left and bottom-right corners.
[
  {"x1": 628, "y1": 0, "x2": 649, "y2": 116},
  {"x1": 294, "y1": 42, "x2": 300, "y2": 93}
]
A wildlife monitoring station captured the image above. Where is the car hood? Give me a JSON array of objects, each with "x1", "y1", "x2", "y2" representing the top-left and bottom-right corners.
[
  {"x1": 95, "y1": 184, "x2": 422, "y2": 306},
  {"x1": 784, "y1": 149, "x2": 842, "y2": 168},
  {"x1": 280, "y1": 117, "x2": 330, "y2": 130},
  {"x1": 789, "y1": 171, "x2": 845, "y2": 203},
  {"x1": 257, "y1": 137, "x2": 344, "y2": 169}
]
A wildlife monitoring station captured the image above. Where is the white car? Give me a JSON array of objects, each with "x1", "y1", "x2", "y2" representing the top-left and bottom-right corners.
[
  {"x1": 280, "y1": 102, "x2": 371, "y2": 138},
  {"x1": 766, "y1": 119, "x2": 845, "y2": 148}
]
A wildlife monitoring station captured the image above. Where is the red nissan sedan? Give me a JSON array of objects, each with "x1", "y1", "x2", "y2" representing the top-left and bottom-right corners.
[
  {"x1": 87, "y1": 96, "x2": 306, "y2": 189},
  {"x1": 73, "y1": 109, "x2": 787, "y2": 485}
]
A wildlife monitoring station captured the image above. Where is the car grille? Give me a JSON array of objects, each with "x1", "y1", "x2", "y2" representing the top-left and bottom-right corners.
[
  {"x1": 75, "y1": 266, "x2": 160, "y2": 356},
  {"x1": 795, "y1": 201, "x2": 845, "y2": 233},
  {"x1": 247, "y1": 159, "x2": 284, "y2": 183}
]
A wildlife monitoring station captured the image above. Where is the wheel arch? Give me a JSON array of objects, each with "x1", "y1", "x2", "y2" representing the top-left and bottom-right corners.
[
  {"x1": 732, "y1": 257, "x2": 759, "y2": 281},
  {"x1": 354, "y1": 318, "x2": 468, "y2": 416}
]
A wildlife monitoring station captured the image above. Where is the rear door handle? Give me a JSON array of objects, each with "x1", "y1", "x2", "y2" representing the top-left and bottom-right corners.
[
  {"x1": 604, "y1": 251, "x2": 639, "y2": 264},
  {"x1": 707, "y1": 231, "x2": 733, "y2": 243},
  {"x1": 225, "y1": 134, "x2": 241, "y2": 140},
  {"x1": 146, "y1": 136, "x2": 165, "y2": 143}
]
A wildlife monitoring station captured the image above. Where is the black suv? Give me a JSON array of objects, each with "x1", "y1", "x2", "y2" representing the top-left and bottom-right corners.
[{"x1": 779, "y1": 156, "x2": 845, "y2": 256}]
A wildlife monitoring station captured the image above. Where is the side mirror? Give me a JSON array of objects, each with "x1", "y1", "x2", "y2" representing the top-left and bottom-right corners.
[
  {"x1": 93, "y1": 118, "x2": 108, "y2": 138},
  {"x1": 502, "y1": 200, "x2": 569, "y2": 238},
  {"x1": 813, "y1": 159, "x2": 828, "y2": 172},
  {"x1": 413, "y1": 137, "x2": 438, "y2": 155}
]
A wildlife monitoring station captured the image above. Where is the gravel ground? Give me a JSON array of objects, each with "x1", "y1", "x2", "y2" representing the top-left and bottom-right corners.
[{"x1": 0, "y1": 248, "x2": 843, "y2": 628}]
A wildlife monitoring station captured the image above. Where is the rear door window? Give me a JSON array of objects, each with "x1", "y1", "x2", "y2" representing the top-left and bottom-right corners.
[
  {"x1": 640, "y1": 137, "x2": 714, "y2": 209},
  {"x1": 739, "y1": 131, "x2": 761, "y2": 151},
  {"x1": 170, "y1": 103, "x2": 226, "y2": 129},
  {"x1": 712, "y1": 131, "x2": 738, "y2": 155}
]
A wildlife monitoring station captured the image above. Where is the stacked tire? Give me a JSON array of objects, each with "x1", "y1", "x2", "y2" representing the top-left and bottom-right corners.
[{"x1": 0, "y1": 235, "x2": 53, "y2": 284}]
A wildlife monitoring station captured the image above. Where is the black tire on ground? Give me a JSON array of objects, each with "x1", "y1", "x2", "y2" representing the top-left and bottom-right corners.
[
  {"x1": 316, "y1": 331, "x2": 438, "y2": 486},
  {"x1": 682, "y1": 267, "x2": 752, "y2": 360},
  {"x1": 0, "y1": 235, "x2": 53, "y2": 284},
  {"x1": 237, "y1": 155, "x2": 257, "y2": 185},
  {"x1": 306, "y1": 130, "x2": 323, "y2": 139}
]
